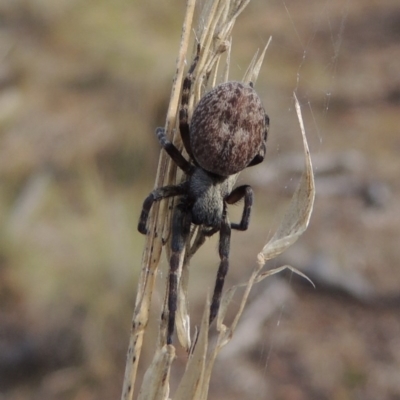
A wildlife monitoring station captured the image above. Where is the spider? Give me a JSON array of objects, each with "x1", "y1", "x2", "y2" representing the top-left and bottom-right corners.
[{"x1": 138, "y1": 48, "x2": 269, "y2": 345}]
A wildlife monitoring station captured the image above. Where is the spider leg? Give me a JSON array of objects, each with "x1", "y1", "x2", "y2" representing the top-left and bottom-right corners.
[
  {"x1": 156, "y1": 128, "x2": 194, "y2": 175},
  {"x1": 167, "y1": 202, "x2": 192, "y2": 344},
  {"x1": 137, "y1": 182, "x2": 189, "y2": 234},
  {"x1": 210, "y1": 210, "x2": 231, "y2": 324},
  {"x1": 226, "y1": 185, "x2": 253, "y2": 231},
  {"x1": 179, "y1": 44, "x2": 200, "y2": 159},
  {"x1": 247, "y1": 114, "x2": 269, "y2": 167}
]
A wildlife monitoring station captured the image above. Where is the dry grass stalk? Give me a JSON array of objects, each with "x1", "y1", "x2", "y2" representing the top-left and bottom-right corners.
[
  {"x1": 120, "y1": 1, "x2": 196, "y2": 398},
  {"x1": 121, "y1": 0, "x2": 315, "y2": 399}
]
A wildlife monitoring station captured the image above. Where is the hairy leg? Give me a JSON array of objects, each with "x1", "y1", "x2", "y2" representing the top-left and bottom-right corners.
[
  {"x1": 226, "y1": 185, "x2": 253, "y2": 231},
  {"x1": 155, "y1": 128, "x2": 194, "y2": 175},
  {"x1": 210, "y1": 211, "x2": 231, "y2": 324},
  {"x1": 167, "y1": 203, "x2": 192, "y2": 344},
  {"x1": 137, "y1": 182, "x2": 189, "y2": 234},
  {"x1": 179, "y1": 44, "x2": 200, "y2": 159}
]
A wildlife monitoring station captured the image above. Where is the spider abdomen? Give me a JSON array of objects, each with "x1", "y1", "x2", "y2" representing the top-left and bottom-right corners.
[{"x1": 190, "y1": 81, "x2": 266, "y2": 176}]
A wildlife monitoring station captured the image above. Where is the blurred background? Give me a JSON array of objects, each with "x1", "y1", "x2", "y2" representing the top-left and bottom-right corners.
[{"x1": 0, "y1": 0, "x2": 400, "y2": 399}]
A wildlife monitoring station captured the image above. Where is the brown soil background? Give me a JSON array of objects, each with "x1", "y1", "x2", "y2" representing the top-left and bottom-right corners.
[{"x1": 0, "y1": 0, "x2": 399, "y2": 399}]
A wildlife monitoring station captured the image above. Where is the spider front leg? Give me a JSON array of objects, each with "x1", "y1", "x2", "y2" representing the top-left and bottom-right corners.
[
  {"x1": 167, "y1": 202, "x2": 192, "y2": 344},
  {"x1": 226, "y1": 185, "x2": 254, "y2": 231},
  {"x1": 210, "y1": 210, "x2": 231, "y2": 324},
  {"x1": 138, "y1": 182, "x2": 189, "y2": 234}
]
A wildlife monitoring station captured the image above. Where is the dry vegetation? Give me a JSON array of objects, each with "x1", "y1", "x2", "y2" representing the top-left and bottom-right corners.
[{"x1": 0, "y1": 0, "x2": 400, "y2": 399}]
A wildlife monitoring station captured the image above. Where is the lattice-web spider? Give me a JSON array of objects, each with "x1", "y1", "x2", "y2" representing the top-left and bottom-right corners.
[{"x1": 138, "y1": 46, "x2": 269, "y2": 345}]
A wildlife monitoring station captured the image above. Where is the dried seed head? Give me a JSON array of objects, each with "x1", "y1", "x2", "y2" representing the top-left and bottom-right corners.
[{"x1": 190, "y1": 81, "x2": 267, "y2": 176}]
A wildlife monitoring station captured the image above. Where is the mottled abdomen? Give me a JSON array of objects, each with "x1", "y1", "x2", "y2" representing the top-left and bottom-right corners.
[{"x1": 190, "y1": 81, "x2": 266, "y2": 176}]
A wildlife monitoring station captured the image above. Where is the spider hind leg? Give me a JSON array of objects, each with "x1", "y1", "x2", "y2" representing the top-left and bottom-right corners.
[
  {"x1": 155, "y1": 128, "x2": 194, "y2": 175},
  {"x1": 179, "y1": 44, "x2": 200, "y2": 159}
]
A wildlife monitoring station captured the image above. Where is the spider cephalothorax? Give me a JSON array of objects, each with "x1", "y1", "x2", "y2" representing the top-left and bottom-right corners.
[{"x1": 138, "y1": 48, "x2": 269, "y2": 345}]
